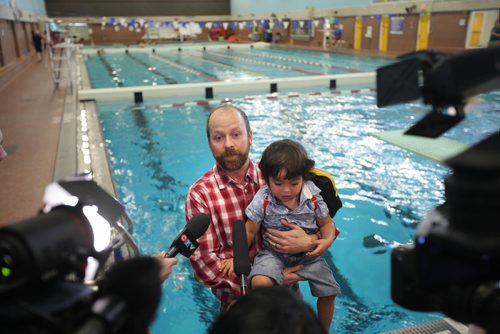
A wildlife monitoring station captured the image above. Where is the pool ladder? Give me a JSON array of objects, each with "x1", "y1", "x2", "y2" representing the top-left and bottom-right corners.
[{"x1": 48, "y1": 41, "x2": 81, "y2": 91}]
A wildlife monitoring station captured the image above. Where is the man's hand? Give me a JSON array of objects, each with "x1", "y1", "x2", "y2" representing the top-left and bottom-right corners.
[
  {"x1": 265, "y1": 219, "x2": 316, "y2": 254},
  {"x1": 153, "y1": 251, "x2": 178, "y2": 282},
  {"x1": 220, "y1": 258, "x2": 234, "y2": 277},
  {"x1": 282, "y1": 264, "x2": 305, "y2": 286}
]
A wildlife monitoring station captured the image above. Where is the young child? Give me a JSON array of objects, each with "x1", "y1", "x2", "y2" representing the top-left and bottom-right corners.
[{"x1": 245, "y1": 139, "x2": 341, "y2": 333}]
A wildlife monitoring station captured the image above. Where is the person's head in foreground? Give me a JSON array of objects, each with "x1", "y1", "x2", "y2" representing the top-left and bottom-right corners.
[{"x1": 209, "y1": 286, "x2": 326, "y2": 334}]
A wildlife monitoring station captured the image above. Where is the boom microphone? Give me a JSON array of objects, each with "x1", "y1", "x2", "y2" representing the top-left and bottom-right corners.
[
  {"x1": 77, "y1": 256, "x2": 162, "y2": 334},
  {"x1": 232, "y1": 220, "x2": 251, "y2": 295},
  {"x1": 165, "y1": 214, "x2": 211, "y2": 258}
]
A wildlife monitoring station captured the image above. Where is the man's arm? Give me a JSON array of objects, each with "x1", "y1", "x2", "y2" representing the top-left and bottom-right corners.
[{"x1": 186, "y1": 190, "x2": 239, "y2": 296}]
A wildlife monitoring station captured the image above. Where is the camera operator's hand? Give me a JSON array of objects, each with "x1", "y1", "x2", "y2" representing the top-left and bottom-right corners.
[{"x1": 153, "y1": 251, "x2": 178, "y2": 282}]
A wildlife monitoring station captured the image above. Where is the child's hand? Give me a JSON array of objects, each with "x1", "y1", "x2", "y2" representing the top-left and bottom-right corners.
[
  {"x1": 219, "y1": 258, "x2": 234, "y2": 277},
  {"x1": 306, "y1": 238, "x2": 333, "y2": 257}
]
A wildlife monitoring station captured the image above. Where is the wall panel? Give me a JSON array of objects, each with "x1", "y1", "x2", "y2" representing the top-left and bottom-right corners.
[
  {"x1": 15, "y1": 22, "x2": 30, "y2": 56},
  {"x1": 428, "y1": 12, "x2": 469, "y2": 52},
  {"x1": 0, "y1": 20, "x2": 19, "y2": 65},
  {"x1": 45, "y1": 0, "x2": 230, "y2": 17},
  {"x1": 361, "y1": 16, "x2": 380, "y2": 50},
  {"x1": 387, "y1": 14, "x2": 419, "y2": 53},
  {"x1": 340, "y1": 17, "x2": 355, "y2": 48}
]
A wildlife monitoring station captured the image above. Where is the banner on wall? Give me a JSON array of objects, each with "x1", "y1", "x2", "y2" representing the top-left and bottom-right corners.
[{"x1": 390, "y1": 16, "x2": 404, "y2": 34}]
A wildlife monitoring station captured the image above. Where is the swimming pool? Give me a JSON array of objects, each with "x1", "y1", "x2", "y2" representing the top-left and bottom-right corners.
[
  {"x1": 83, "y1": 44, "x2": 393, "y2": 88},
  {"x1": 96, "y1": 89, "x2": 500, "y2": 333}
]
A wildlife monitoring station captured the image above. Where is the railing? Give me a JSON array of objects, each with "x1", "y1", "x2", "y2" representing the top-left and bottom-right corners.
[{"x1": 48, "y1": 40, "x2": 82, "y2": 92}]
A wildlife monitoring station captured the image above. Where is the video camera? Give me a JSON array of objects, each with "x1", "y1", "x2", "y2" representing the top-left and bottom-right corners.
[
  {"x1": 0, "y1": 175, "x2": 158, "y2": 334},
  {"x1": 377, "y1": 46, "x2": 500, "y2": 332}
]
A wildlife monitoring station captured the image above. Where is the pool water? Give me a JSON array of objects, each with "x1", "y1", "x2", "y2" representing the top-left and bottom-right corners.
[
  {"x1": 97, "y1": 90, "x2": 500, "y2": 333},
  {"x1": 84, "y1": 46, "x2": 393, "y2": 88}
]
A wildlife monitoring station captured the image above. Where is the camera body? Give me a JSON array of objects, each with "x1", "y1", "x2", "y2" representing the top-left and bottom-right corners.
[
  {"x1": 377, "y1": 46, "x2": 500, "y2": 332},
  {"x1": 0, "y1": 177, "x2": 149, "y2": 334}
]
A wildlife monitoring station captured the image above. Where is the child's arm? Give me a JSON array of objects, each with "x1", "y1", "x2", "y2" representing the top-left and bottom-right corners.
[
  {"x1": 306, "y1": 216, "x2": 337, "y2": 257},
  {"x1": 245, "y1": 219, "x2": 260, "y2": 248}
]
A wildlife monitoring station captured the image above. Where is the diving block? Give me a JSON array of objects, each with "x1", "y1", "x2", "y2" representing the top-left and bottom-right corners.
[{"x1": 369, "y1": 129, "x2": 469, "y2": 164}]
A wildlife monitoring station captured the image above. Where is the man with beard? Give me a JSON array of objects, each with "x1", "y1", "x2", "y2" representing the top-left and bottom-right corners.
[{"x1": 186, "y1": 104, "x2": 319, "y2": 311}]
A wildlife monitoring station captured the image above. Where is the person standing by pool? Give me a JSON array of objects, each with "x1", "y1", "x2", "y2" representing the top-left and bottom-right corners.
[
  {"x1": 488, "y1": 18, "x2": 500, "y2": 47},
  {"x1": 185, "y1": 104, "x2": 321, "y2": 311},
  {"x1": 333, "y1": 24, "x2": 343, "y2": 46},
  {"x1": 32, "y1": 30, "x2": 44, "y2": 62},
  {"x1": 243, "y1": 139, "x2": 340, "y2": 333}
]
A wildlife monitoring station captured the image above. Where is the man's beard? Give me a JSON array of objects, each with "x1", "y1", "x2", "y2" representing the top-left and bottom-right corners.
[{"x1": 215, "y1": 147, "x2": 250, "y2": 171}]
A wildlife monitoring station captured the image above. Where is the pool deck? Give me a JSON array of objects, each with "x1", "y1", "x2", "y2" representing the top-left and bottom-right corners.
[{"x1": 0, "y1": 57, "x2": 68, "y2": 226}]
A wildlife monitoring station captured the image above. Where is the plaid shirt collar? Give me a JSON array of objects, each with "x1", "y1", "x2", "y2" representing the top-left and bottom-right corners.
[{"x1": 213, "y1": 160, "x2": 259, "y2": 189}]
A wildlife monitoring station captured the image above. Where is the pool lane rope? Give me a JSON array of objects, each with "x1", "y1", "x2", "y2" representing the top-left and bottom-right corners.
[
  {"x1": 185, "y1": 51, "x2": 271, "y2": 80},
  {"x1": 125, "y1": 52, "x2": 177, "y2": 84},
  {"x1": 151, "y1": 53, "x2": 220, "y2": 82},
  {"x1": 226, "y1": 49, "x2": 363, "y2": 73},
  {"x1": 203, "y1": 50, "x2": 323, "y2": 75},
  {"x1": 130, "y1": 88, "x2": 376, "y2": 111},
  {"x1": 98, "y1": 55, "x2": 125, "y2": 87}
]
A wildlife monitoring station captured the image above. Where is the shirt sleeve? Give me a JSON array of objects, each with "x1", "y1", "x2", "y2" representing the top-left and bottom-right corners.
[
  {"x1": 245, "y1": 186, "x2": 267, "y2": 224},
  {"x1": 185, "y1": 186, "x2": 241, "y2": 302}
]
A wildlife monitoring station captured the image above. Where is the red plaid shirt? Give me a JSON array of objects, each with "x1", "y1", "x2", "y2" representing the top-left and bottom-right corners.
[{"x1": 185, "y1": 160, "x2": 265, "y2": 305}]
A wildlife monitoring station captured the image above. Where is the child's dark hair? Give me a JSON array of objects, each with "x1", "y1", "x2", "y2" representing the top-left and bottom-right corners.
[
  {"x1": 260, "y1": 139, "x2": 315, "y2": 183},
  {"x1": 209, "y1": 286, "x2": 326, "y2": 334}
]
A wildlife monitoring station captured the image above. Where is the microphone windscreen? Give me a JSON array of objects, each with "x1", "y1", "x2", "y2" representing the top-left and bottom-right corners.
[
  {"x1": 185, "y1": 213, "x2": 211, "y2": 239},
  {"x1": 232, "y1": 220, "x2": 251, "y2": 276},
  {"x1": 97, "y1": 257, "x2": 162, "y2": 333}
]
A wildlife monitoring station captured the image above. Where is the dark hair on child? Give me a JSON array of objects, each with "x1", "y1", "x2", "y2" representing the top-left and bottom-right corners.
[
  {"x1": 208, "y1": 286, "x2": 326, "y2": 334},
  {"x1": 260, "y1": 139, "x2": 315, "y2": 184}
]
